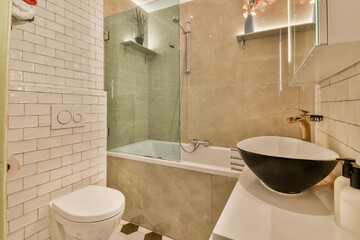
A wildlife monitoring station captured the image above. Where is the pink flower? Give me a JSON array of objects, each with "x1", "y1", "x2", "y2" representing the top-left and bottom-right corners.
[{"x1": 242, "y1": 0, "x2": 276, "y2": 18}]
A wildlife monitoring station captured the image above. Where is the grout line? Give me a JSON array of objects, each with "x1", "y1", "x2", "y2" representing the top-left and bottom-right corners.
[{"x1": 316, "y1": 128, "x2": 360, "y2": 154}]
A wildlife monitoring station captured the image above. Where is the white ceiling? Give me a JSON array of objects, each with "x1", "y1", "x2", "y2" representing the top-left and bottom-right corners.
[{"x1": 131, "y1": 0, "x2": 193, "y2": 13}]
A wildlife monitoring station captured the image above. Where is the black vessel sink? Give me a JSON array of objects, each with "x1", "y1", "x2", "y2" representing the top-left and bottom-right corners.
[{"x1": 237, "y1": 136, "x2": 339, "y2": 194}]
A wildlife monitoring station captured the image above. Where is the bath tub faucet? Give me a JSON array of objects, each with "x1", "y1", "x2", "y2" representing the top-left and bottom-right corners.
[{"x1": 188, "y1": 139, "x2": 210, "y2": 149}]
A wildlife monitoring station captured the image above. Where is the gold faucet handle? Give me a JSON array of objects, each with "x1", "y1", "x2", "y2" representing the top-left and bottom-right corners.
[
  {"x1": 286, "y1": 117, "x2": 297, "y2": 123},
  {"x1": 283, "y1": 108, "x2": 309, "y2": 116}
]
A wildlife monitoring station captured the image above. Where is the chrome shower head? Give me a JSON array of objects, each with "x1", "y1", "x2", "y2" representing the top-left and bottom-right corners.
[
  {"x1": 172, "y1": 16, "x2": 187, "y2": 34},
  {"x1": 172, "y1": 16, "x2": 180, "y2": 23}
]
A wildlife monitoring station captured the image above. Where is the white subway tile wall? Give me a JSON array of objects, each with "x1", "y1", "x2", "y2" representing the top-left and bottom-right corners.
[
  {"x1": 7, "y1": 86, "x2": 107, "y2": 240},
  {"x1": 9, "y1": 0, "x2": 104, "y2": 90},
  {"x1": 7, "y1": 0, "x2": 105, "y2": 239},
  {"x1": 316, "y1": 62, "x2": 360, "y2": 164}
]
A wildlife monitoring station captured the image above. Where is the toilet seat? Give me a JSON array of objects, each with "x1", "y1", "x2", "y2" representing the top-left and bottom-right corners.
[{"x1": 51, "y1": 185, "x2": 125, "y2": 223}]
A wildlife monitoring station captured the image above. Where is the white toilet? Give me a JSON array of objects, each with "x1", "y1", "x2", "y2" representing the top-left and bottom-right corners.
[{"x1": 48, "y1": 185, "x2": 125, "y2": 240}]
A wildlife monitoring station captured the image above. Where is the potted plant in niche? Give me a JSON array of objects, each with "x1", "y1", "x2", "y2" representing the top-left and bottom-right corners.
[
  {"x1": 242, "y1": 0, "x2": 275, "y2": 33},
  {"x1": 130, "y1": 8, "x2": 147, "y2": 45}
]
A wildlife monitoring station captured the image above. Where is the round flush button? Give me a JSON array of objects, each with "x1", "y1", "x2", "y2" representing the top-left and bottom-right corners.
[
  {"x1": 57, "y1": 110, "x2": 72, "y2": 125},
  {"x1": 73, "y1": 114, "x2": 82, "y2": 123}
]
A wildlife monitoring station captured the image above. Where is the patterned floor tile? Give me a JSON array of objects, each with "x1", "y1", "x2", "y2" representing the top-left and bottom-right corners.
[
  {"x1": 144, "y1": 232, "x2": 162, "y2": 240},
  {"x1": 162, "y1": 236, "x2": 173, "y2": 240},
  {"x1": 127, "y1": 231, "x2": 146, "y2": 240},
  {"x1": 121, "y1": 219, "x2": 129, "y2": 225},
  {"x1": 110, "y1": 221, "x2": 174, "y2": 240},
  {"x1": 109, "y1": 232, "x2": 127, "y2": 240},
  {"x1": 138, "y1": 226, "x2": 152, "y2": 234},
  {"x1": 121, "y1": 223, "x2": 139, "y2": 235},
  {"x1": 114, "y1": 224, "x2": 123, "y2": 233}
]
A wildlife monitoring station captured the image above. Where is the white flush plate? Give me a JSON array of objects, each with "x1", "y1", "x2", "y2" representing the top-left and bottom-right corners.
[{"x1": 51, "y1": 105, "x2": 86, "y2": 129}]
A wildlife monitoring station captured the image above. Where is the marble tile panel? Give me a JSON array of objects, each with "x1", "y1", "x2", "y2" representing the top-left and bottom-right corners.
[{"x1": 108, "y1": 156, "x2": 235, "y2": 240}]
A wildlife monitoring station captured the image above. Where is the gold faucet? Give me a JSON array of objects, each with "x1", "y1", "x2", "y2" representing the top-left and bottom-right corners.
[{"x1": 284, "y1": 108, "x2": 311, "y2": 142}]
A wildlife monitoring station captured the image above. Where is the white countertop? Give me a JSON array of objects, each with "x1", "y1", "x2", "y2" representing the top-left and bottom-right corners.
[{"x1": 212, "y1": 168, "x2": 341, "y2": 240}]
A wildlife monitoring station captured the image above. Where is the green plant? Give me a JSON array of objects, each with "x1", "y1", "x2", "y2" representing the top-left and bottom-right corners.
[{"x1": 130, "y1": 8, "x2": 147, "y2": 39}]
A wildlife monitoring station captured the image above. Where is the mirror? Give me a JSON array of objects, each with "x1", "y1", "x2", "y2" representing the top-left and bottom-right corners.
[{"x1": 288, "y1": 0, "x2": 317, "y2": 77}]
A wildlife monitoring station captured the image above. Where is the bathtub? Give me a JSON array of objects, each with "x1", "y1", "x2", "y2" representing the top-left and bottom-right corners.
[
  {"x1": 108, "y1": 140, "x2": 244, "y2": 178},
  {"x1": 110, "y1": 140, "x2": 180, "y2": 161}
]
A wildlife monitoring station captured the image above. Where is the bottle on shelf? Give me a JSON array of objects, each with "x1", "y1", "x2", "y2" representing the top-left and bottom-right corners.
[
  {"x1": 340, "y1": 162, "x2": 360, "y2": 240},
  {"x1": 334, "y1": 158, "x2": 355, "y2": 226}
]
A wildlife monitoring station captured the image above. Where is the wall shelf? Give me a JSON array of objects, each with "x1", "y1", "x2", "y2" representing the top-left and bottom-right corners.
[
  {"x1": 236, "y1": 23, "x2": 315, "y2": 42},
  {"x1": 121, "y1": 40, "x2": 157, "y2": 55},
  {"x1": 236, "y1": 22, "x2": 315, "y2": 54},
  {"x1": 121, "y1": 40, "x2": 157, "y2": 64}
]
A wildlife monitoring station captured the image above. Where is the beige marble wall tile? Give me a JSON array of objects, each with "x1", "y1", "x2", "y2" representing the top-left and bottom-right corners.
[
  {"x1": 180, "y1": 86, "x2": 189, "y2": 143},
  {"x1": 148, "y1": 6, "x2": 180, "y2": 142},
  {"x1": 104, "y1": 0, "x2": 162, "y2": 17},
  {"x1": 179, "y1": 3, "x2": 191, "y2": 143},
  {"x1": 107, "y1": 156, "x2": 238, "y2": 240},
  {"x1": 107, "y1": 156, "x2": 212, "y2": 239},
  {"x1": 187, "y1": 85, "x2": 244, "y2": 147},
  {"x1": 292, "y1": 29, "x2": 316, "y2": 73},
  {"x1": 104, "y1": 0, "x2": 316, "y2": 148},
  {"x1": 104, "y1": 0, "x2": 137, "y2": 17},
  {"x1": 211, "y1": 175, "x2": 238, "y2": 228},
  {"x1": 105, "y1": 10, "x2": 150, "y2": 149},
  {"x1": 178, "y1": 0, "x2": 315, "y2": 148}
]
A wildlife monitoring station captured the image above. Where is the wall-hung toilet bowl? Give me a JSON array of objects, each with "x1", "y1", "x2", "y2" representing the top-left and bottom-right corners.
[{"x1": 48, "y1": 185, "x2": 125, "y2": 240}]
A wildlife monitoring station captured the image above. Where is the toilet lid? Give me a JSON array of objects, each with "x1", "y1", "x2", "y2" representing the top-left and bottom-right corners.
[{"x1": 52, "y1": 186, "x2": 125, "y2": 223}]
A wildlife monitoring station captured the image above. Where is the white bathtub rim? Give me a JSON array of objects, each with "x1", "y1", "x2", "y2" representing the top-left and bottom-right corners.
[{"x1": 107, "y1": 151, "x2": 241, "y2": 178}]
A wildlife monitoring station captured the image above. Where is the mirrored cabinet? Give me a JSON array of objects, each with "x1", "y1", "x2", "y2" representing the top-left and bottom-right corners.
[{"x1": 288, "y1": 0, "x2": 360, "y2": 85}]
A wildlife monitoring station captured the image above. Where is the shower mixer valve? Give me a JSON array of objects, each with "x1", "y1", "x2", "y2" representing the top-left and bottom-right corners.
[{"x1": 188, "y1": 139, "x2": 210, "y2": 148}]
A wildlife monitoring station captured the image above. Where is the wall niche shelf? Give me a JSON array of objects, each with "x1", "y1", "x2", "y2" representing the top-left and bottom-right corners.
[
  {"x1": 121, "y1": 40, "x2": 157, "y2": 64},
  {"x1": 236, "y1": 23, "x2": 315, "y2": 51}
]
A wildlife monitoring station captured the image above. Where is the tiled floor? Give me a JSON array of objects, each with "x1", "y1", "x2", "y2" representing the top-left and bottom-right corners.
[{"x1": 109, "y1": 220, "x2": 174, "y2": 240}]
